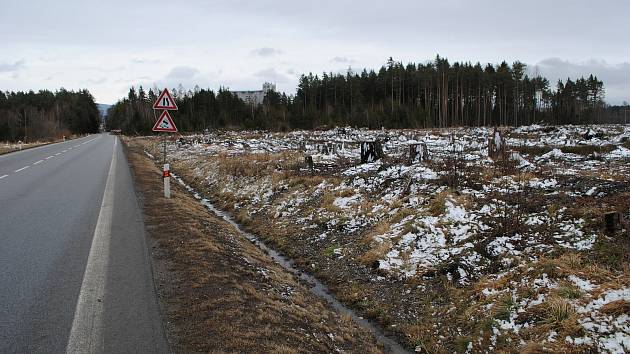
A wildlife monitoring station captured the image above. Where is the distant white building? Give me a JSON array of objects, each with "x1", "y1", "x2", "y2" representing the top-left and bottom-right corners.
[{"x1": 233, "y1": 82, "x2": 276, "y2": 105}]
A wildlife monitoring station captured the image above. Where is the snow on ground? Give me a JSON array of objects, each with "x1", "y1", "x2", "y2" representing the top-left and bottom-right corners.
[{"x1": 149, "y1": 124, "x2": 629, "y2": 353}]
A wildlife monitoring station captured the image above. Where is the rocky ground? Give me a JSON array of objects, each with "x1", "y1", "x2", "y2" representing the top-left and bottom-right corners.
[{"x1": 139, "y1": 124, "x2": 629, "y2": 353}]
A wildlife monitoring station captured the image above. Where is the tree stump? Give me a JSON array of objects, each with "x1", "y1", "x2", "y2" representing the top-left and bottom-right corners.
[
  {"x1": 604, "y1": 211, "x2": 621, "y2": 234},
  {"x1": 304, "y1": 155, "x2": 314, "y2": 170},
  {"x1": 317, "y1": 142, "x2": 335, "y2": 155},
  {"x1": 360, "y1": 141, "x2": 383, "y2": 163},
  {"x1": 328, "y1": 142, "x2": 336, "y2": 155},
  {"x1": 407, "y1": 143, "x2": 429, "y2": 165},
  {"x1": 488, "y1": 127, "x2": 508, "y2": 159}
]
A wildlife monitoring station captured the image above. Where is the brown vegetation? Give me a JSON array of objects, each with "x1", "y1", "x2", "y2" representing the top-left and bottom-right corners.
[{"x1": 124, "y1": 140, "x2": 383, "y2": 353}]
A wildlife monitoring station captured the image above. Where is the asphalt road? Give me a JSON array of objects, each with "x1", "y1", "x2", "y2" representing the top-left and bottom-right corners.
[{"x1": 0, "y1": 134, "x2": 168, "y2": 353}]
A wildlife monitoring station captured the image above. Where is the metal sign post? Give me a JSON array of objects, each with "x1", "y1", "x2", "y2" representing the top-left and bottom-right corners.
[
  {"x1": 163, "y1": 135, "x2": 167, "y2": 165},
  {"x1": 152, "y1": 88, "x2": 178, "y2": 198}
]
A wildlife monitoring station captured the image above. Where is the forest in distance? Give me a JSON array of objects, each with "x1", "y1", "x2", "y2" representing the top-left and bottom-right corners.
[
  {"x1": 0, "y1": 89, "x2": 100, "y2": 142},
  {"x1": 106, "y1": 56, "x2": 627, "y2": 134},
  {"x1": 2, "y1": 56, "x2": 629, "y2": 142}
]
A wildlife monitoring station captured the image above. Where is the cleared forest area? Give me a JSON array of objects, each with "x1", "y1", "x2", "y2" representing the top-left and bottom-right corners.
[{"x1": 140, "y1": 124, "x2": 629, "y2": 353}]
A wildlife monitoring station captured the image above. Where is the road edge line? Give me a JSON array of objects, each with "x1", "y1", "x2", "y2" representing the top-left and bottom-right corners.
[{"x1": 66, "y1": 137, "x2": 117, "y2": 354}]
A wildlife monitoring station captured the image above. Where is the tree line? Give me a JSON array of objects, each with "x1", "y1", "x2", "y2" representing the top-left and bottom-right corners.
[
  {"x1": 292, "y1": 56, "x2": 607, "y2": 129},
  {"x1": 106, "y1": 56, "x2": 620, "y2": 134},
  {"x1": 105, "y1": 85, "x2": 287, "y2": 133},
  {"x1": 0, "y1": 89, "x2": 100, "y2": 142}
]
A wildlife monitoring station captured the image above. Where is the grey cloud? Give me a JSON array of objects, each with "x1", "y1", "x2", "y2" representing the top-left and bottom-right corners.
[
  {"x1": 254, "y1": 68, "x2": 290, "y2": 83},
  {"x1": 0, "y1": 59, "x2": 25, "y2": 73},
  {"x1": 166, "y1": 66, "x2": 200, "y2": 80},
  {"x1": 251, "y1": 47, "x2": 282, "y2": 57},
  {"x1": 151, "y1": 66, "x2": 212, "y2": 91},
  {"x1": 331, "y1": 57, "x2": 353, "y2": 64},
  {"x1": 535, "y1": 58, "x2": 630, "y2": 104}
]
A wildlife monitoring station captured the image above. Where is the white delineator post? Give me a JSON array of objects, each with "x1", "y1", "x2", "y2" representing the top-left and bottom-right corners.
[{"x1": 163, "y1": 163, "x2": 171, "y2": 198}]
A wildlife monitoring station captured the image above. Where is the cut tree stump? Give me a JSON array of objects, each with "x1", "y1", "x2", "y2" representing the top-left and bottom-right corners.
[
  {"x1": 407, "y1": 143, "x2": 429, "y2": 165},
  {"x1": 317, "y1": 142, "x2": 335, "y2": 155},
  {"x1": 604, "y1": 211, "x2": 621, "y2": 234},
  {"x1": 488, "y1": 127, "x2": 508, "y2": 159},
  {"x1": 304, "y1": 155, "x2": 314, "y2": 170},
  {"x1": 360, "y1": 141, "x2": 383, "y2": 163}
]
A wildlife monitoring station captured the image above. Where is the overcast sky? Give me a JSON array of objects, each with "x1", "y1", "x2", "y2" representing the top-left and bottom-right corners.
[{"x1": 0, "y1": 0, "x2": 628, "y2": 104}]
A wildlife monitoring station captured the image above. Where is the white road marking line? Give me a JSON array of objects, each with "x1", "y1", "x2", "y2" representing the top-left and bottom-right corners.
[
  {"x1": 66, "y1": 137, "x2": 117, "y2": 354},
  {"x1": 0, "y1": 175, "x2": 8, "y2": 179},
  {"x1": 14, "y1": 166, "x2": 30, "y2": 173},
  {"x1": 33, "y1": 160, "x2": 44, "y2": 165},
  {"x1": 55, "y1": 153, "x2": 61, "y2": 156},
  {"x1": 62, "y1": 150, "x2": 67, "y2": 153},
  {"x1": 74, "y1": 145, "x2": 80, "y2": 148},
  {"x1": 46, "y1": 156, "x2": 54, "y2": 160}
]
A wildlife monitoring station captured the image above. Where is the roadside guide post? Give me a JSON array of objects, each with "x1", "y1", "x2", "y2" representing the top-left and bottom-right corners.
[
  {"x1": 152, "y1": 88, "x2": 178, "y2": 198},
  {"x1": 163, "y1": 163, "x2": 171, "y2": 198}
]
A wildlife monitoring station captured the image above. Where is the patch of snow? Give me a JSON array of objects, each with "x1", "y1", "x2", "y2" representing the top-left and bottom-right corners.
[
  {"x1": 529, "y1": 178, "x2": 558, "y2": 189},
  {"x1": 568, "y1": 275, "x2": 597, "y2": 292},
  {"x1": 333, "y1": 194, "x2": 362, "y2": 209},
  {"x1": 538, "y1": 148, "x2": 564, "y2": 160}
]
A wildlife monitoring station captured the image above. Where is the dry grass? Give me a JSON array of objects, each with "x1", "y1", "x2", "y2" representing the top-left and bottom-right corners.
[
  {"x1": 124, "y1": 139, "x2": 383, "y2": 353},
  {"x1": 401, "y1": 323, "x2": 441, "y2": 354},
  {"x1": 601, "y1": 299, "x2": 630, "y2": 316},
  {"x1": 511, "y1": 144, "x2": 616, "y2": 157},
  {"x1": 427, "y1": 189, "x2": 454, "y2": 216},
  {"x1": 544, "y1": 298, "x2": 576, "y2": 324},
  {"x1": 215, "y1": 151, "x2": 303, "y2": 178},
  {"x1": 560, "y1": 144, "x2": 616, "y2": 156},
  {"x1": 542, "y1": 298, "x2": 583, "y2": 336},
  {"x1": 389, "y1": 207, "x2": 416, "y2": 225},
  {"x1": 358, "y1": 240, "x2": 392, "y2": 268},
  {"x1": 132, "y1": 130, "x2": 630, "y2": 353},
  {"x1": 554, "y1": 282, "x2": 583, "y2": 300},
  {"x1": 0, "y1": 137, "x2": 74, "y2": 155},
  {"x1": 320, "y1": 191, "x2": 343, "y2": 213},
  {"x1": 518, "y1": 341, "x2": 547, "y2": 354},
  {"x1": 285, "y1": 174, "x2": 325, "y2": 189}
]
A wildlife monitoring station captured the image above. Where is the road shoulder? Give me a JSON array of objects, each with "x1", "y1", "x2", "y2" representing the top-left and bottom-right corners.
[{"x1": 124, "y1": 139, "x2": 383, "y2": 353}]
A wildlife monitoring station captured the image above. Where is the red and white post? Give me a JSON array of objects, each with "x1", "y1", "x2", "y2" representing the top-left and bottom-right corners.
[{"x1": 163, "y1": 163, "x2": 171, "y2": 198}]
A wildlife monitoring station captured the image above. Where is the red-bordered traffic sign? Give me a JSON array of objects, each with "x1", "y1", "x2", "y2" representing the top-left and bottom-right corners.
[
  {"x1": 152, "y1": 110, "x2": 178, "y2": 132},
  {"x1": 153, "y1": 88, "x2": 178, "y2": 110}
]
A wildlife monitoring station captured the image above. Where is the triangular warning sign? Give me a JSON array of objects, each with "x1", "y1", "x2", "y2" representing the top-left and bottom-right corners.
[
  {"x1": 153, "y1": 88, "x2": 178, "y2": 110},
  {"x1": 152, "y1": 111, "x2": 178, "y2": 132}
]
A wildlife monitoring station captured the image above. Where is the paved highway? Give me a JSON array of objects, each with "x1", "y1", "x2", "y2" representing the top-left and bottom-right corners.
[{"x1": 0, "y1": 134, "x2": 168, "y2": 353}]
